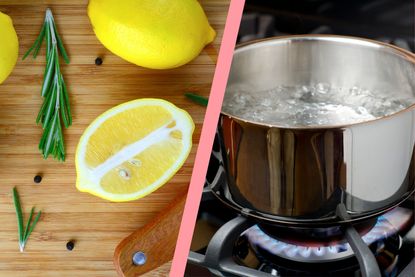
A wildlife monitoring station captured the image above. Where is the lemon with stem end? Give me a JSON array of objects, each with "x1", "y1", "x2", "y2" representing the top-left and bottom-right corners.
[{"x1": 87, "y1": 0, "x2": 216, "y2": 69}]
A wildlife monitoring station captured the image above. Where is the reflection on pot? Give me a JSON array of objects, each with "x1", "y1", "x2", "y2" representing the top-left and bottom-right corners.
[{"x1": 212, "y1": 35, "x2": 415, "y2": 225}]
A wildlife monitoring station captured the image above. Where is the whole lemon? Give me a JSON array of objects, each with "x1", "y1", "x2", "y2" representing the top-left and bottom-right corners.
[
  {"x1": 88, "y1": 0, "x2": 216, "y2": 69},
  {"x1": 0, "y1": 11, "x2": 18, "y2": 84}
]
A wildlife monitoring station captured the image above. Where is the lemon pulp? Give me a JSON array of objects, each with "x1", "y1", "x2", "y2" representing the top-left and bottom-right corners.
[{"x1": 75, "y1": 99, "x2": 194, "y2": 202}]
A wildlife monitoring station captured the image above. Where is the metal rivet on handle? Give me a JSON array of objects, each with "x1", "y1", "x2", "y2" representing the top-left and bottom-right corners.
[{"x1": 132, "y1": 251, "x2": 147, "y2": 266}]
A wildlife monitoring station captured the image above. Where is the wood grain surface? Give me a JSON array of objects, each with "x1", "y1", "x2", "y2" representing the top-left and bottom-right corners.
[
  {"x1": 114, "y1": 194, "x2": 186, "y2": 276},
  {"x1": 142, "y1": 262, "x2": 172, "y2": 277},
  {"x1": 0, "y1": 1, "x2": 230, "y2": 276}
]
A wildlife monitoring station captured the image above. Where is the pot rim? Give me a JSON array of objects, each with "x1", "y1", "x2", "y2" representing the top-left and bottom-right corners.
[{"x1": 222, "y1": 34, "x2": 415, "y2": 130}]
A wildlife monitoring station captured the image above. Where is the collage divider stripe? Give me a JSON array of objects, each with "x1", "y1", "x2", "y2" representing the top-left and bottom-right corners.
[{"x1": 169, "y1": 0, "x2": 245, "y2": 275}]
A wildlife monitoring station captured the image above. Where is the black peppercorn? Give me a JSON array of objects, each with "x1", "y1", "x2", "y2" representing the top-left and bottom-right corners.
[
  {"x1": 34, "y1": 175, "x2": 42, "y2": 184},
  {"x1": 95, "y1": 57, "x2": 103, "y2": 65},
  {"x1": 66, "y1": 240, "x2": 75, "y2": 251}
]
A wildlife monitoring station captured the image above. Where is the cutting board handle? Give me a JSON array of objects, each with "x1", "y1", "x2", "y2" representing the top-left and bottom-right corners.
[{"x1": 114, "y1": 193, "x2": 187, "y2": 276}]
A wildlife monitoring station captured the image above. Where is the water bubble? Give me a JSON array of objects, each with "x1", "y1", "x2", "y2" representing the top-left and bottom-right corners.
[
  {"x1": 355, "y1": 107, "x2": 364, "y2": 115},
  {"x1": 316, "y1": 83, "x2": 330, "y2": 94},
  {"x1": 349, "y1": 86, "x2": 361, "y2": 95},
  {"x1": 261, "y1": 98, "x2": 272, "y2": 107}
]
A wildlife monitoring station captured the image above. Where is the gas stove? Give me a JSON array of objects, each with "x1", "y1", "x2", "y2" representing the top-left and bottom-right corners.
[
  {"x1": 187, "y1": 129, "x2": 414, "y2": 277},
  {"x1": 186, "y1": 188, "x2": 414, "y2": 277},
  {"x1": 185, "y1": 1, "x2": 414, "y2": 276},
  {"x1": 186, "y1": 136, "x2": 414, "y2": 276}
]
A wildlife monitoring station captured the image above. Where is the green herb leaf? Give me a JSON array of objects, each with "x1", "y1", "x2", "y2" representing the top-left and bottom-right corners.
[
  {"x1": 23, "y1": 8, "x2": 71, "y2": 161},
  {"x1": 32, "y1": 22, "x2": 47, "y2": 59},
  {"x1": 42, "y1": 80, "x2": 57, "y2": 127},
  {"x1": 22, "y1": 22, "x2": 46, "y2": 60},
  {"x1": 12, "y1": 187, "x2": 24, "y2": 249},
  {"x1": 36, "y1": 85, "x2": 54, "y2": 124},
  {"x1": 185, "y1": 92, "x2": 209, "y2": 107},
  {"x1": 41, "y1": 46, "x2": 56, "y2": 97},
  {"x1": 45, "y1": 20, "x2": 51, "y2": 59},
  {"x1": 52, "y1": 20, "x2": 70, "y2": 64},
  {"x1": 60, "y1": 75, "x2": 72, "y2": 126},
  {"x1": 59, "y1": 80, "x2": 69, "y2": 128},
  {"x1": 22, "y1": 207, "x2": 35, "y2": 242},
  {"x1": 43, "y1": 111, "x2": 59, "y2": 158},
  {"x1": 25, "y1": 211, "x2": 42, "y2": 244},
  {"x1": 12, "y1": 188, "x2": 42, "y2": 252}
]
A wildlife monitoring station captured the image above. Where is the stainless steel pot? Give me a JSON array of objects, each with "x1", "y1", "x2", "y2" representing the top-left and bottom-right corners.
[{"x1": 211, "y1": 35, "x2": 415, "y2": 226}]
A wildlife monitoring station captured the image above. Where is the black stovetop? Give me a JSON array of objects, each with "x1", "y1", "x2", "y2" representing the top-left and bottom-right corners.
[{"x1": 185, "y1": 189, "x2": 414, "y2": 277}]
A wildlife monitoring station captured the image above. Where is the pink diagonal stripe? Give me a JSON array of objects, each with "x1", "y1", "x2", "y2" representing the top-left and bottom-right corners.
[{"x1": 169, "y1": 0, "x2": 245, "y2": 276}]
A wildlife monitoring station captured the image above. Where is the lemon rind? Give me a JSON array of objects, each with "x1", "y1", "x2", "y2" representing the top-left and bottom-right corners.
[{"x1": 75, "y1": 98, "x2": 195, "y2": 202}]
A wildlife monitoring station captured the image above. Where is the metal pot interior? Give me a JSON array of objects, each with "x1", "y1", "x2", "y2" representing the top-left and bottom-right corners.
[{"x1": 223, "y1": 36, "x2": 415, "y2": 128}]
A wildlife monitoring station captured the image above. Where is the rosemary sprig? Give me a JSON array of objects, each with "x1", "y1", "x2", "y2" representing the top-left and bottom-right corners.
[
  {"x1": 185, "y1": 92, "x2": 208, "y2": 107},
  {"x1": 12, "y1": 187, "x2": 42, "y2": 252},
  {"x1": 23, "y1": 8, "x2": 71, "y2": 161}
]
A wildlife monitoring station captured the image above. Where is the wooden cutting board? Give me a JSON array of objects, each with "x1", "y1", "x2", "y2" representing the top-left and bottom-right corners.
[{"x1": 0, "y1": 1, "x2": 229, "y2": 276}]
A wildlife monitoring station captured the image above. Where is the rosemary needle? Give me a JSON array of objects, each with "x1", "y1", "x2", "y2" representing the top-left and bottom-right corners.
[
  {"x1": 12, "y1": 187, "x2": 24, "y2": 249},
  {"x1": 23, "y1": 8, "x2": 71, "y2": 161},
  {"x1": 12, "y1": 187, "x2": 41, "y2": 252},
  {"x1": 185, "y1": 92, "x2": 209, "y2": 107}
]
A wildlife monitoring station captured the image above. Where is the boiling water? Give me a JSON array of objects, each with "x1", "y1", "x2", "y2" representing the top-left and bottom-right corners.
[{"x1": 222, "y1": 83, "x2": 414, "y2": 127}]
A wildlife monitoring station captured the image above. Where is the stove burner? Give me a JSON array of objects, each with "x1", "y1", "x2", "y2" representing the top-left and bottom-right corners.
[
  {"x1": 257, "y1": 219, "x2": 376, "y2": 246},
  {"x1": 245, "y1": 216, "x2": 398, "y2": 263}
]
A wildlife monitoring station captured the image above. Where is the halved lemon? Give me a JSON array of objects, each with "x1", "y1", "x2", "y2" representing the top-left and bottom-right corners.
[{"x1": 75, "y1": 99, "x2": 194, "y2": 202}]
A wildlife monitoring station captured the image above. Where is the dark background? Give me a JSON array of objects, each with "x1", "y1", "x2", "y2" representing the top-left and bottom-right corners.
[{"x1": 240, "y1": 0, "x2": 414, "y2": 52}]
